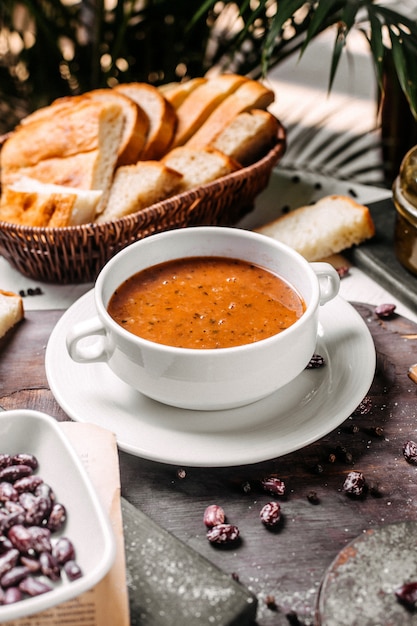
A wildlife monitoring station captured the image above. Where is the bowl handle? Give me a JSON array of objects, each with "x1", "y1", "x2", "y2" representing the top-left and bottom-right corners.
[
  {"x1": 311, "y1": 262, "x2": 340, "y2": 305},
  {"x1": 66, "y1": 317, "x2": 110, "y2": 363}
]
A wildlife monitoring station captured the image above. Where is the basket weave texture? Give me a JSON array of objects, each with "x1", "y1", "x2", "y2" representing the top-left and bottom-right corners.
[{"x1": 0, "y1": 122, "x2": 286, "y2": 283}]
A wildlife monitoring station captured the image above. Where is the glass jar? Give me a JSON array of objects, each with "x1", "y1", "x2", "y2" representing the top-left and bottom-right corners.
[{"x1": 392, "y1": 145, "x2": 417, "y2": 275}]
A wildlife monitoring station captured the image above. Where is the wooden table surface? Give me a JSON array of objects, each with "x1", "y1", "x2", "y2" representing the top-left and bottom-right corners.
[{"x1": 1, "y1": 303, "x2": 417, "y2": 626}]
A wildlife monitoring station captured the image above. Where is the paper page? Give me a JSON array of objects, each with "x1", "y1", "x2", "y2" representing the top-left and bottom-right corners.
[{"x1": 4, "y1": 423, "x2": 130, "y2": 626}]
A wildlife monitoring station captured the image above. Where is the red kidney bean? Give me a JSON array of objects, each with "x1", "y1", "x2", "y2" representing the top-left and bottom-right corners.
[
  {"x1": 0, "y1": 452, "x2": 83, "y2": 606},
  {"x1": 3, "y1": 586, "x2": 22, "y2": 604},
  {"x1": 27, "y1": 527, "x2": 52, "y2": 554},
  {"x1": 206, "y1": 523, "x2": 239, "y2": 545},
  {"x1": 1, "y1": 565, "x2": 30, "y2": 588},
  {"x1": 0, "y1": 549, "x2": 19, "y2": 578},
  {"x1": 0, "y1": 455, "x2": 12, "y2": 470},
  {"x1": 0, "y1": 465, "x2": 33, "y2": 483},
  {"x1": 53, "y1": 537, "x2": 75, "y2": 564},
  {"x1": 20, "y1": 555, "x2": 40, "y2": 573},
  {"x1": 64, "y1": 560, "x2": 83, "y2": 581},
  {"x1": 19, "y1": 576, "x2": 52, "y2": 597},
  {"x1": 0, "y1": 483, "x2": 18, "y2": 503},
  {"x1": 11, "y1": 454, "x2": 38, "y2": 470},
  {"x1": 14, "y1": 476, "x2": 43, "y2": 494},
  {"x1": 39, "y1": 552, "x2": 61, "y2": 582},
  {"x1": 19, "y1": 492, "x2": 51, "y2": 526},
  {"x1": 47, "y1": 503, "x2": 67, "y2": 532},
  {"x1": 203, "y1": 504, "x2": 225, "y2": 528}
]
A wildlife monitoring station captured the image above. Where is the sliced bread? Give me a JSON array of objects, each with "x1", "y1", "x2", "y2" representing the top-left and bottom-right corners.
[
  {"x1": 97, "y1": 161, "x2": 183, "y2": 223},
  {"x1": 209, "y1": 109, "x2": 279, "y2": 166},
  {"x1": 1, "y1": 99, "x2": 118, "y2": 172},
  {"x1": 0, "y1": 290, "x2": 24, "y2": 340},
  {"x1": 0, "y1": 177, "x2": 102, "y2": 226},
  {"x1": 115, "y1": 83, "x2": 177, "y2": 160},
  {"x1": 256, "y1": 195, "x2": 375, "y2": 261},
  {"x1": 161, "y1": 146, "x2": 241, "y2": 191},
  {"x1": 159, "y1": 78, "x2": 208, "y2": 109},
  {"x1": 1, "y1": 102, "x2": 124, "y2": 215},
  {"x1": 171, "y1": 74, "x2": 247, "y2": 148},
  {"x1": 186, "y1": 79, "x2": 275, "y2": 150},
  {"x1": 20, "y1": 90, "x2": 149, "y2": 166},
  {"x1": 84, "y1": 88, "x2": 149, "y2": 165}
]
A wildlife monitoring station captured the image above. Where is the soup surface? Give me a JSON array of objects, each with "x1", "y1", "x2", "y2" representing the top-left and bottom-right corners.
[{"x1": 107, "y1": 256, "x2": 305, "y2": 349}]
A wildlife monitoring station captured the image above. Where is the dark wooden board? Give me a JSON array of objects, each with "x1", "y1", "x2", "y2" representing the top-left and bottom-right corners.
[
  {"x1": 2, "y1": 304, "x2": 417, "y2": 625},
  {"x1": 347, "y1": 197, "x2": 417, "y2": 311}
]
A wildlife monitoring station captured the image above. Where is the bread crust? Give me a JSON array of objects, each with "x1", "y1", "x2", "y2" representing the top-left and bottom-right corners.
[
  {"x1": 256, "y1": 195, "x2": 375, "y2": 261},
  {"x1": 209, "y1": 109, "x2": 279, "y2": 166},
  {"x1": 172, "y1": 74, "x2": 247, "y2": 147},
  {"x1": 116, "y1": 83, "x2": 177, "y2": 160},
  {"x1": 0, "y1": 290, "x2": 24, "y2": 340},
  {"x1": 160, "y1": 78, "x2": 208, "y2": 109},
  {"x1": 186, "y1": 80, "x2": 275, "y2": 149}
]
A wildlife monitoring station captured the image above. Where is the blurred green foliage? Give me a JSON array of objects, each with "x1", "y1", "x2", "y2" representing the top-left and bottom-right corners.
[{"x1": 1, "y1": 1, "x2": 416, "y2": 133}]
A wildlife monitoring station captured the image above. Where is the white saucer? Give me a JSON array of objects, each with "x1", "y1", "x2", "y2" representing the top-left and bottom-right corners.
[{"x1": 45, "y1": 291, "x2": 375, "y2": 467}]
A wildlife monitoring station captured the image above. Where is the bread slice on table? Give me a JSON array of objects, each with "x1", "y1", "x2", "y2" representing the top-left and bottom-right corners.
[
  {"x1": 162, "y1": 146, "x2": 241, "y2": 191},
  {"x1": 171, "y1": 74, "x2": 247, "y2": 147},
  {"x1": 159, "y1": 78, "x2": 208, "y2": 109},
  {"x1": 115, "y1": 83, "x2": 177, "y2": 160},
  {"x1": 209, "y1": 109, "x2": 279, "y2": 166},
  {"x1": 0, "y1": 290, "x2": 24, "y2": 340},
  {"x1": 0, "y1": 177, "x2": 102, "y2": 227},
  {"x1": 1, "y1": 101, "x2": 124, "y2": 216},
  {"x1": 256, "y1": 195, "x2": 375, "y2": 261},
  {"x1": 186, "y1": 79, "x2": 275, "y2": 150},
  {"x1": 97, "y1": 161, "x2": 183, "y2": 223}
]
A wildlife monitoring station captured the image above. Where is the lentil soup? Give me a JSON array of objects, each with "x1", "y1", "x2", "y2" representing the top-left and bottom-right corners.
[{"x1": 107, "y1": 256, "x2": 306, "y2": 349}]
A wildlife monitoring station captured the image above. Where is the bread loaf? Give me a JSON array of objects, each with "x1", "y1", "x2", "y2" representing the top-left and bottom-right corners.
[
  {"x1": 186, "y1": 79, "x2": 275, "y2": 149},
  {"x1": 1, "y1": 101, "x2": 124, "y2": 215},
  {"x1": 0, "y1": 75, "x2": 279, "y2": 226},
  {"x1": 162, "y1": 146, "x2": 241, "y2": 191},
  {"x1": 209, "y1": 109, "x2": 279, "y2": 166},
  {"x1": 0, "y1": 290, "x2": 24, "y2": 340},
  {"x1": 97, "y1": 161, "x2": 183, "y2": 223},
  {"x1": 256, "y1": 195, "x2": 375, "y2": 261},
  {"x1": 172, "y1": 74, "x2": 246, "y2": 147},
  {"x1": 21, "y1": 90, "x2": 149, "y2": 166},
  {"x1": 115, "y1": 83, "x2": 177, "y2": 160}
]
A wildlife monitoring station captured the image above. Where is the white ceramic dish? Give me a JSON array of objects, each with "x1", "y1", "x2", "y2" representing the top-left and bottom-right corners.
[
  {"x1": 46, "y1": 290, "x2": 375, "y2": 467},
  {"x1": 0, "y1": 410, "x2": 115, "y2": 622},
  {"x1": 65, "y1": 226, "x2": 339, "y2": 410}
]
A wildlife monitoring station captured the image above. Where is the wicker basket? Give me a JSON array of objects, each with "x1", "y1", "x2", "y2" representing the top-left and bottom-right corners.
[{"x1": 0, "y1": 122, "x2": 286, "y2": 283}]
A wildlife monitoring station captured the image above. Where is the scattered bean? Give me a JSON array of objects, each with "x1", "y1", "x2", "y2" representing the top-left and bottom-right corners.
[
  {"x1": 352, "y1": 396, "x2": 372, "y2": 416},
  {"x1": 307, "y1": 491, "x2": 320, "y2": 505},
  {"x1": 342, "y1": 471, "x2": 366, "y2": 497},
  {"x1": 260, "y1": 476, "x2": 286, "y2": 496},
  {"x1": 306, "y1": 354, "x2": 325, "y2": 369},
  {"x1": 260, "y1": 502, "x2": 281, "y2": 528},
  {"x1": 375, "y1": 303, "x2": 396, "y2": 318},
  {"x1": 395, "y1": 581, "x2": 417, "y2": 608},
  {"x1": 203, "y1": 505, "x2": 225, "y2": 528},
  {"x1": 403, "y1": 440, "x2": 417, "y2": 464},
  {"x1": 207, "y1": 523, "x2": 239, "y2": 545},
  {"x1": 336, "y1": 266, "x2": 350, "y2": 279}
]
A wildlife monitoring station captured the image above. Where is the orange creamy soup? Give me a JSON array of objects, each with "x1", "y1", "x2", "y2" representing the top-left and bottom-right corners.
[{"x1": 107, "y1": 256, "x2": 306, "y2": 349}]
